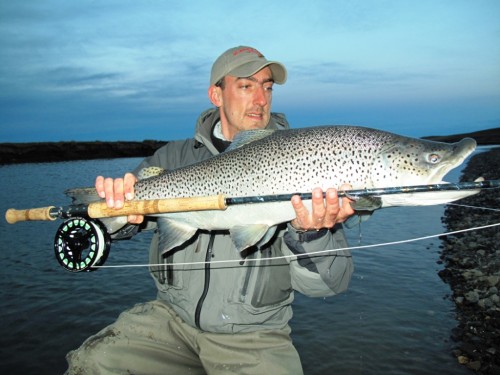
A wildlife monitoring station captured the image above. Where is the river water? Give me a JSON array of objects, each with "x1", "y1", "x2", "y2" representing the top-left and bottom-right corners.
[{"x1": 0, "y1": 153, "x2": 484, "y2": 374}]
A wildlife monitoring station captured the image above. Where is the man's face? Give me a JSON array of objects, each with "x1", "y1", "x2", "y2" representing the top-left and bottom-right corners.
[{"x1": 210, "y1": 67, "x2": 274, "y2": 141}]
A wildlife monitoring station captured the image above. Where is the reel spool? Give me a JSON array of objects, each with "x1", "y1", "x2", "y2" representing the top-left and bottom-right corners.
[{"x1": 54, "y1": 217, "x2": 111, "y2": 272}]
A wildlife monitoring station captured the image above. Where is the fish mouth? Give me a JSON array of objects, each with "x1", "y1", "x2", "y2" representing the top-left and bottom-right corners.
[{"x1": 428, "y1": 137, "x2": 477, "y2": 184}]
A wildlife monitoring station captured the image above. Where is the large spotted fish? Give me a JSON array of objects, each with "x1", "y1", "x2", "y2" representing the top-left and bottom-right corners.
[{"x1": 125, "y1": 125, "x2": 478, "y2": 254}]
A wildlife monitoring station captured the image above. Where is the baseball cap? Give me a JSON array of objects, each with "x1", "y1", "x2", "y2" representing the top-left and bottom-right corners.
[{"x1": 210, "y1": 46, "x2": 287, "y2": 86}]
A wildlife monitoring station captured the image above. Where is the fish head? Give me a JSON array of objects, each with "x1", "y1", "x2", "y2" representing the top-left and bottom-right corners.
[{"x1": 371, "y1": 136, "x2": 479, "y2": 207}]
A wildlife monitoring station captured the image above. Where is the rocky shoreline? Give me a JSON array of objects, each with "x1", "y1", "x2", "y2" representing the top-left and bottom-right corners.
[{"x1": 438, "y1": 147, "x2": 500, "y2": 374}]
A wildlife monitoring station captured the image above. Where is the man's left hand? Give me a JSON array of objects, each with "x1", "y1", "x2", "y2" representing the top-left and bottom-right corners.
[{"x1": 290, "y1": 185, "x2": 354, "y2": 231}]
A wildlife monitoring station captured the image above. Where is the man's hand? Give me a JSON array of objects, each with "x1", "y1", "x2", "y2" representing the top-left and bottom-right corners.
[
  {"x1": 95, "y1": 173, "x2": 144, "y2": 224},
  {"x1": 290, "y1": 185, "x2": 354, "y2": 231}
]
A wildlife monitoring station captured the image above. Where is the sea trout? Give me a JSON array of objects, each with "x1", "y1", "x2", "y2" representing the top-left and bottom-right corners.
[{"x1": 119, "y1": 125, "x2": 477, "y2": 254}]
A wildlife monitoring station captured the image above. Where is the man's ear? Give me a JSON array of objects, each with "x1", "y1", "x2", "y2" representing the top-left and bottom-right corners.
[{"x1": 208, "y1": 85, "x2": 222, "y2": 107}]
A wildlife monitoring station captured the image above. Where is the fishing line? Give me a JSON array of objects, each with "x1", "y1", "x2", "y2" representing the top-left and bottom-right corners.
[
  {"x1": 94, "y1": 221, "x2": 500, "y2": 270},
  {"x1": 445, "y1": 202, "x2": 500, "y2": 212},
  {"x1": 8, "y1": 180, "x2": 496, "y2": 272}
]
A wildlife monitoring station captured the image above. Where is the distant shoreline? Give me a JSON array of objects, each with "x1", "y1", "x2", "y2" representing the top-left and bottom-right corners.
[
  {"x1": 0, "y1": 140, "x2": 167, "y2": 165},
  {"x1": 421, "y1": 127, "x2": 499, "y2": 145},
  {"x1": 1, "y1": 127, "x2": 498, "y2": 165}
]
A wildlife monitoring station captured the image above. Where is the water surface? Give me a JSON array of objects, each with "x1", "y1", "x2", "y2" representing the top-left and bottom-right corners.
[{"x1": 0, "y1": 156, "x2": 482, "y2": 374}]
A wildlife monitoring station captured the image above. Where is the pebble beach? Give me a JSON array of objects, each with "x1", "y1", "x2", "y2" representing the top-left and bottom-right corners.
[{"x1": 439, "y1": 147, "x2": 500, "y2": 374}]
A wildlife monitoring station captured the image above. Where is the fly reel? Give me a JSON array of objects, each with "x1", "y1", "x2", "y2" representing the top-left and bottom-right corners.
[{"x1": 54, "y1": 217, "x2": 111, "y2": 272}]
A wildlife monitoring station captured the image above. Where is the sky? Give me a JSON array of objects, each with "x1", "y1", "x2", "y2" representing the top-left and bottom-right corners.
[{"x1": 1, "y1": 0, "x2": 499, "y2": 143}]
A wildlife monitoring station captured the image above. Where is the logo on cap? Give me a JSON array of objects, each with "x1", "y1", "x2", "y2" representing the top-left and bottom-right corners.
[{"x1": 232, "y1": 47, "x2": 264, "y2": 58}]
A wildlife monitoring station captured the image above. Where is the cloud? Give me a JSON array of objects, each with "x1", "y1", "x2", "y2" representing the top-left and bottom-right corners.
[
  {"x1": 289, "y1": 61, "x2": 435, "y2": 86},
  {"x1": 0, "y1": 1, "x2": 498, "y2": 142}
]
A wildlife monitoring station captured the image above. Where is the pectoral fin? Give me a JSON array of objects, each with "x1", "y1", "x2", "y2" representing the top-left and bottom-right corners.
[
  {"x1": 65, "y1": 187, "x2": 129, "y2": 235},
  {"x1": 344, "y1": 211, "x2": 374, "y2": 229},
  {"x1": 158, "y1": 218, "x2": 198, "y2": 254},
  {"x1": 65, "y1": 187, "x2": 100, "y2": 204},
  {"x1": 255, "y1": 225, "x2": 278, "y2": 249},
  {"x1": 230, "y1": 224, "x2": 273, "y2": 253},
  {"x1": 350, "y1": 196, "x2": 383, "y2": 211},
  {"x1": 342, "y1": 196, "x2": 381, "y2": 228}
]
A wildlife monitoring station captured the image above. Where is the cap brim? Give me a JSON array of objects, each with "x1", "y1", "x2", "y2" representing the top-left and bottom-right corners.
[{"x1": 229, "y1": 61, "x2": 287, "y2": 84}]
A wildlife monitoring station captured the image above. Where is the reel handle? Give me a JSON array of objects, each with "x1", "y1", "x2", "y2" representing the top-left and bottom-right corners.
[{"x1": 5, "y1": 206, "x2": 56, "y2": 224}]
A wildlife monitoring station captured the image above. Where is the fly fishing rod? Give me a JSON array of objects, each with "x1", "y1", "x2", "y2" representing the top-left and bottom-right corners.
[
  {"x1": 5, "y1": 179, "x2": 499, "y2": 273},
  {"x1": 6, "y1": 179, "x2": 500, "y2": 224}
]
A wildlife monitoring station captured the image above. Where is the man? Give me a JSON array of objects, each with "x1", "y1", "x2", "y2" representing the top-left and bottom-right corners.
[{"x1": 66, "y1": 46, "x2": 355, "y2": 374}]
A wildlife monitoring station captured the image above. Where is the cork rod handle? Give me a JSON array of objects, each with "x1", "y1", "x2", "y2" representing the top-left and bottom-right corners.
[
  {"x1": 5, "y1": 206, "x2": 56, "y2": 224},
  {"x1": 87, "y1": 195, "x2": 227, "y2": 218},
  {"x1": 6, "y1": 195, "x2": 227, "y2": 224}
]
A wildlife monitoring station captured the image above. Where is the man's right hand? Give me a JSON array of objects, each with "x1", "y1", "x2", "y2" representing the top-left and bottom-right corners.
[{"x1": 95, "y1": 173, "x2": 144, "y2": 224}]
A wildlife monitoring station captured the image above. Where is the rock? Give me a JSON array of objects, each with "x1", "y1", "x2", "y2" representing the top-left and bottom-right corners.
[
  {"x1": 466, "y1": 361, "x2": 482, "y2": 371},
  {"x1": 486, "y1": 347, "x2": 497, "y2": 356},
  {"x1": 457, "y1": 355, "x2": 469, "y2": 365},
  {"x1": 438, "y1": 268, "x2": 452, "y2": 280},
  {"x1": 465, "y1": 291, "x2": 480, "y2": 304},
  {"x1": 478, "y1": 298, "x2": 493, "y2": 309},
  {"x1": 463, "y1": 269, "x2": 483, "y2": 280},
  {"x1": 487, "y1": 276, "x2": 499, "y2": 287},
  {"x1": 461, "y1": 341, "x2": 479, "y2": 356}
]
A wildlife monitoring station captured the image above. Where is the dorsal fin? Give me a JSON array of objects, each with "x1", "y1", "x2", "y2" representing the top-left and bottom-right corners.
[{"x1": 226, "y1": 129, "x2": 276, "y2": 152}]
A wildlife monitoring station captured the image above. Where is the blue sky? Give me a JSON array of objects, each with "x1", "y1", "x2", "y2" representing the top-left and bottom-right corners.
[{"x1": 1, "y1": 0, "x2": 499, "y2": 142}]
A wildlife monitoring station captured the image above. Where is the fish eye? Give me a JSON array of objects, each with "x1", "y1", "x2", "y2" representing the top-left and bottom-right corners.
[{"x1": 428, "y1": 154, "x2": 440, "y2": 163}]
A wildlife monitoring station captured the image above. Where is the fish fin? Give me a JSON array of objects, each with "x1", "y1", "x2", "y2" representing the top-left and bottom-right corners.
[
  {"x1": 65, "y1": 187, "x2": 100, "y2": 205},
  {"x1": 64, "y1": 166, "x2": 165, "y2": 205},
  {"x1": 230, "y1": 224, "x2": 272, "y2": 253},
  {"x1": 344, "y1": 211, "x2": 374, "y2": 229},
  {"x1": 65, "y1": 187, "x2": 134, "y2": 235},
  {"x1": 158, "y1": 218, "x2": 198, "y2": 254},
  {"x1": 350, "y1": 196, "x2": 383, "y2": 211},
  {"x1": 343, "y1": 196, "x2": 380, "y2": 229},
  {"x1": 64, "y1": 166, "x2": 165, "y2": 204},
  {"x1": 137, "y1": 166, "x2": 166, "y2": 180},
  {"x1": 226, "y1": 129, "x2": 276, "y2": 151},
  {"x1": 255, "y1": 225, "x2": 278, "y2": 249},
  {"x1": 98, "y1": 217, "x2": 130, "y2": 234}
]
